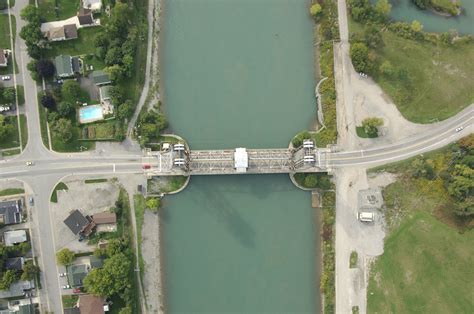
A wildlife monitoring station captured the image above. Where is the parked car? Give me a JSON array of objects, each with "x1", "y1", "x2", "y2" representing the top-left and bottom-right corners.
[
  {"x1": 28, "y1": 196, "x2": 34, "y2": 206},
  {"x1": 61, "y1": 285, "x2": 70, "y2": 289},
  {"x1": 1, "y1": 75, "x2": 10, "y2": 80},
  {"x1": 142, "y1": 164, "x2": 151, "y2": 170},
  {"x1": 0, "y1": 106, "x2": 10, "y2": 112},
  {"x1": 358, "y1": 211, "x2": 375, "y2": 222},
  {"x1": 59, "y1": 273, "x2": 67, "y2": 277},
  {"x1": 73, "y1": 288, "x2": 81, "y2": 293}
]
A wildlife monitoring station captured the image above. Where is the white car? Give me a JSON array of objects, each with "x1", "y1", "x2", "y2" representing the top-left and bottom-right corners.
[
  {"x1": 59, "y1": 272, "x2": 67, "y2": 277},
  {"x1": 358, "y1": 211, "x2": 375, "y2": 222},
  {"x1": 455, "y1": 126, "x2": 464, "y2": 132},
  {"x1": 1, "y1": 76, "x2": 10, "y2": 81},
  {"x1": 25, "y1": 161, "x2": 34, "y2": 166},
  {"x1": 62, "y1": 285, "x2": 70, "y2": 289}
]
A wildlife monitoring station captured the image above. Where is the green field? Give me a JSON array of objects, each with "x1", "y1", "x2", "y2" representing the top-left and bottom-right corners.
[
  {"x1": 0, "y1": 114, "x2": 25, "y2": 150},
  {"x1": 0, "y1": 14, "x2": 18, "y2": 75},
  {"x1": 39, "y1": 0, "x2": 79, "y2": 22},
  {"x1": 45, "y1": 27, "x2": 104, "y2": 58},
  {"x1": 350, "y1": 21, "x2": 474, "y2": 123},
  {"x1": 368, "y1": 210, "x2": 473, "y2": 313},
  {"x1": 0, "y1": 188, "x2": 24, "y2": 196}
]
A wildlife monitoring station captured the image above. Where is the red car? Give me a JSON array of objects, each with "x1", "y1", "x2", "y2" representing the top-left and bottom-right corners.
[
  {"x1": 73, "y1": 288, "x2": 81, "y2": 294},
  {"x1": 142, "y1": 164, "x2": 151, "y2": 169}
]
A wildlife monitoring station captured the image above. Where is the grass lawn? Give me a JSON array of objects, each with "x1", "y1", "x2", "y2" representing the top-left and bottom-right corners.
[
  {"x1": 350, "y1": 20, "x2": 474, "y2": 123},
  {"x1": 20, "y1": 114, "x2": 27, "y2": 149},
  {"x1": 367, "y1": 210, "x2": 473, "y2": 313},
  {"x1": 50, "y1": 182, "x2": 68, "y2": 203},
  {"x1": 0, "y1": 188, "x2": 24, "y2": 196},
  {"x1": 37, "y1": 101, "x2": 50, "y2": 149},
  {"x1": 84, "y1": 178, "x2": 108, "y2": 184},
  {"x1": 356, "y1": 126, "x2": 377, "y2": 138},
  {"x1": 0, "y1": 15, "x2": 18, "y2": 75},
  {"x1": 133, "y1": 195, "x2": 146, "y2": 276},
  {"x1": 0, "y1": 115, "x2": 23, "y2": 149},
  {"x1": 39, "y1": 0, "x2": 79, "y2": 22},
  {"x1": 62, "y1": 295, "x2": 79, "y2": 308},
  {"x1": 45, "y1": 27, "x2": 104, "y2": 58}
]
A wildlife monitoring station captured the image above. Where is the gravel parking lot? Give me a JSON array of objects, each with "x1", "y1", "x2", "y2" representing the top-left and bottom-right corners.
[{"x1": 50, "y1": 178, "x2": 120, "y2": 252}]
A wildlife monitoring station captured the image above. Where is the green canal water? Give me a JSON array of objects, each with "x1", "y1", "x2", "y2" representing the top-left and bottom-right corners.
[
  {"x1": 161, "y1": 0, "x2": 318, "y2": 313},
  {"x1": 388, "y1": 0, "x2": 474, "y2": 34}
]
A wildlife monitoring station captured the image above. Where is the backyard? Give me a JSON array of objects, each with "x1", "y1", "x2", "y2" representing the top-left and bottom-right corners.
[
  {"x1": 350, "y1": 20, "x2": 474, "y2": 123},
  {"x1": 38, "y1": 0, "x2": 79, "y2": 22},
  {"x1": 0, "y1": 114, "x2": 27, "y2": 150}
]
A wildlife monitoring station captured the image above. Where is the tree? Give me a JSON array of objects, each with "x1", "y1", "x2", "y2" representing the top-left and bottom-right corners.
[
  {"x1": 310, "y1": 4, "x2": 322, "y2": 19},
  {"x1": 379, "y1": 60, "x2": 394, "y2": 77},
  {"x1": 374, "y1": 0, "x2": 391, "y2": 19},
  {"x1": 448, "y1": 164, "x2": 474, "y2": 200},
  {"x1": 303, "y1": 174, "x2": 318, "y2": 188},
  {"x1": 364, "y1": 25, "x2": 383, "y2": 49},
  {"x1": 361, "y1": 117, "x2": 383, "y2": 137},
  {"x1": 40, "y1": 93, "x2": 56, "y2": 110},
  {"x1": 20, "y1": 5, "x2": 41, "y2": 24},
  {"x1": 19, "y1": 23, "x2": 44, "y2": 45},
  {"x1": 52, "y1": 118, "x2": 73, "y2": 143},
  {"x1": 146, "y1": 198, "x2": 160, "y2": 212},
  {"x1": 83, "y1": 253, "x2": 131, "y2": 297},
  {"x1": 0, "y1": 270, "x2": 18, "y2": 290},
  {"x1": 411, "y1": 20, "x2": 423, "y2": 33},
  {"x1": 2, "y1": 88, "x2": 15, "y2": 103},
  {"x1": 118, "y1": 306, "x2": 132, "y2": 314},
  {"x1": 0, "y1": 115, "x2": 14, "y2": 141},
  {"x1": 117, "y1": 100, "x2": 133, "y2": 120},
  {"x1": 21, "y1": 260, "x2": 40, "y2": 281},
  {"x1": 412, "y1": 0, "x2": 430, "y2": 10},
  {"x1": 0, "y1": 0, "x2": 8, "y2": 10},
  {"x1": 56, "y1": 248, "x2": 75, "y2": 266},
  {"x1": 57, "y1": 101, "x2": 75, "y2": 118},
  {"x1": 36, "y1": 59, "x2": 55, "y2": 78},
  {"x1": 105, "y1": 64, "x2": 125, "y2": 82},
  {"x1": 350, "y1": 42, "x2": 369, "y2": 73},
  {"x1": 61, "y1": 80, "x2": 82, "y2": 102},
  {"x1": 106, "y1": 239, "x2": 126, "y2": 257}
]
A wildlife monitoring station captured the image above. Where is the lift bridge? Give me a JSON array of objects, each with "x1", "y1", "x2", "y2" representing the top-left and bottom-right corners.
[{"x1": 143, "y1": 140, "x2": 330, "y2": 176}]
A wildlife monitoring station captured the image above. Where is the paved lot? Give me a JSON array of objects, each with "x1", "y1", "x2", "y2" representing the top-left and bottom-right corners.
[{"x1": 50, "y1": 178, "x2": 120, "y2": 252}]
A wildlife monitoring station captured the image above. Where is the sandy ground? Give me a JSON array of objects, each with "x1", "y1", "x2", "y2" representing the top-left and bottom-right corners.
[
  {"x1": 141, "y1": 210, "x2": 164, "y2": 313},
  {"x1": 0, "y1": 179, "x2": 24, "y2": 191},
  {"x1": 50, "y1": 178, "x2": 120, "y2": 252}
]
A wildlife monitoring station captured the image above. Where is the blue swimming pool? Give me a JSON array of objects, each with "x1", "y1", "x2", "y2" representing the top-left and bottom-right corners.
[{"x1": 79, "y1": 105, "x2": 104, "y2": 123}]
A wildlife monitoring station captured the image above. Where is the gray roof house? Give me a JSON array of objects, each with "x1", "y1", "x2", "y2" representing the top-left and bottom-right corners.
[
  {"x1": 55, "y1": 55, "x2": 74, "y2": 78},
  {"x1": 91, "y1": 70, "x2": 111, "y2": 86},
  {"x1": 0, "y1": 280, "x2": 34, "y2": 299},
  {"x1": 3, "y1": 230, "x2": 27, "y2": 247},
  {"x1": 67, "y1": 264, "x2": 89, "y2": 287},
  {"x1": 63, "y1": 210, "x2": 91, "y2": 235},
  {"x1": 5, "y1": 257, "x2": 24, "y2": 271},
  {"x1": 0, "y1": 200, "x2": 22, "y2": 225}
]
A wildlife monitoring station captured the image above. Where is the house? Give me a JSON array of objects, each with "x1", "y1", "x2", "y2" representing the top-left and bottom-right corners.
[
  {"x1": 0, "y1": 49, "x2": 9, "y2": 67},
  {"x1": 91, "y1": 71, "x2": 111, "y2": 86},
  {"x1": 0, "y1": 280, "x2": 34, "y2": 298},
  {"x1": 55, "y1": 55, "x2": 74, "y2": 78},
  {"x1": 46, "y1": 24, "x2": 78, "y2": 42},
  {"x1": 2, "y1": 302, "x2": 35, "y2": 314},
  {"x1": 92, "y1": 212, "x2": 116, "y2": 232},
  {"x1": 63, "y1": 210, "x2": 95, "y2": 236},
  {"x1": 5, "y1": 257, "x2": 24, "y2": 271},
  {"x1": 78, "y1": 295, "x2": 109, "y2": 314},
  {"x1": 67, "y1": 264, "x2": 89, "y2": 287},
  {"x1": 3, "y1": 230, "x2": 27, "y2": 247},
  {"x1": 88, "y1": 255, "x2": 103, "y2": 269},
  {"x1": 99, "y1": 86, "x2": 114, "y2": 116},
  {"x1": 0, "y1": 200, "x2": 22, "y2": 225},
  {"x1": 77, "y1": 8, "x2": 95, "y2": 27},
  {"x1": 81, "y1": 0, "x2": 102, "y2": 12}
]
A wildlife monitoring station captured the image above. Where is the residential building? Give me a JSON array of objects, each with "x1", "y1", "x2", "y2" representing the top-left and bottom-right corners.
[
  {"x1": 46, "y1": 24, "x2": 78, "y2": 42},
  {"x1": 77, "y1": 8, "x2": 95, "y2": 27},
  {"x1": 0, "y1": 280, "x2": 34, "y2": 299},
  {"x1": 92, "y1": 212, "x2": 116, "y2": 232},
  {"x1": 0, "y1": 200, "x2": 22, "y2": 225},
  {"x1": 81, "y1": 0, "x2": 102, "y2": 12},
  {"x1": 3, "y1": 230, "x2": 27, "y2": 247},
  {"x1": 91, "y1": 71, "x2": 111, "y2": 86},
  {"x1": 66, "y1": 264, "x2": 89, "y2": 287},
  {"x1": 88, "y1": 255, "x2": 103, "y2": 269},
  {"x1": 5, "y1": 257, "x2": 24, "y2": 271},
  {"x1": 55, "y1": 55, "x2": 74, "y2": 78},
  {"x1": 78, "y1": 295, "x2": 108, "y2": 314},
  {"x1": 0, "y1": 49, "x2": 9, "y2": 67},
  {"x1": 63, "y1": 210, "x2": 95, "y2": 236},
  {"x1": 99, "y1": 86, "x2": 114, "y2": 116}
]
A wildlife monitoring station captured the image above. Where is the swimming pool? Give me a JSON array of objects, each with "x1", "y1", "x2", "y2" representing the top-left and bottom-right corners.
[{"x1": 78, "y1": 105, "x2": 104, "y2": 124}]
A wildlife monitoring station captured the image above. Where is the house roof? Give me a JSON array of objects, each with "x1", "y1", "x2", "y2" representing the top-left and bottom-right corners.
[
  {"x1": 64, "y1": 210, "x2": 90, "y2": 235},
  {"x1": 67, "y1": 264, "x2": 88, "y2": 287},
  {"x1": 63, "y1": 24, "x2": 78, "y2": 39},
  {"x1": 3, "y1": 230, "x2": 27, "y2": 246},
  {"x1": 5, "y1": 257, "x2": 24, "y2": 271},
  {"x1": 0, "y1": 49, "x2": 6, "y2": 66},
  {"x1": 89, "y1": 255, "x2": 103, "y2": 269},
  {"x1": 91, "y1": 71, "x2": 111, "y2": 85},
  {"x1": 55, "y1": 55, "x2": 73, "y2": 77},
  {"x1": 64, "y1": 308, "x2": 80, "y2": 314},
  {"x1": 48, "y1": 26, "x2": 65, "y2": 40},
  {"x1": 0, "y1": 280, "x2": 34, "y2": 298},
  {"x1": 0, "y1": 200, "x2": 22, "y2": 225},
  {"x1": 72, "y1": 57, "x2": 81, "y2": 73},
  {"x1": 78, "y1": 295, "x2": 105, "y2": 314},
  {"x1": 99, "y1": 86, "x2": 111, "y2": 101},
  {"x1": 92, "y1": 212, "x2": 116, "y2": 225},
  {"x1": 17, "y1": 304, "x2": 35, "y2": 314}
]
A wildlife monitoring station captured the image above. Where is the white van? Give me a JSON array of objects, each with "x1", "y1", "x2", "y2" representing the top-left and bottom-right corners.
[{"x1": 358, "y1": 211, "x2": 375, "y2": 222}]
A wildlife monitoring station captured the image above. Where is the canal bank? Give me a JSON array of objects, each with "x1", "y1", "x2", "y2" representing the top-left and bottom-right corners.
[{"x1": 160, "y1": 0, "x2": 320, "y2": 312}]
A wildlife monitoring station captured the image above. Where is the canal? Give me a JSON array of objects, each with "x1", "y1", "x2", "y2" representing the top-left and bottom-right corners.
[
  {"x1": 388, "y1": 0, "x2": 474, "y2": 34},
  {"x1": 161, "y1": 0, "x2": 319, "y2": 313}
]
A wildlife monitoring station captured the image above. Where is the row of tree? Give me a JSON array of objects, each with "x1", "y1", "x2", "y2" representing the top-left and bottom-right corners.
[{"x1": 0, "y1": 242, "x2": 38, "y2": 290}]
